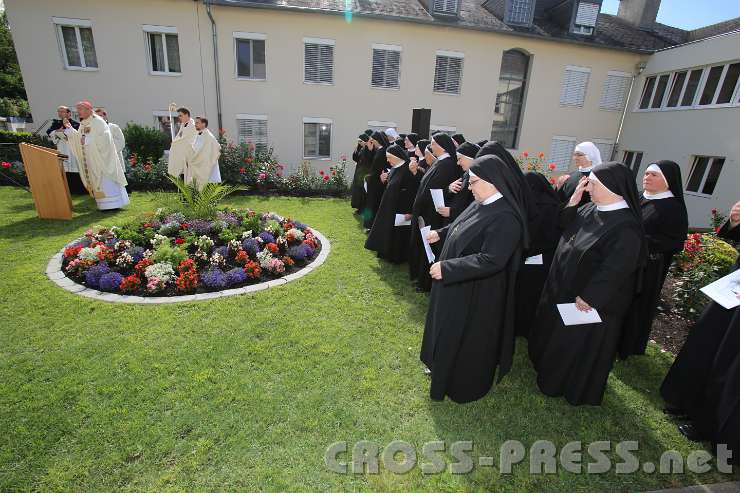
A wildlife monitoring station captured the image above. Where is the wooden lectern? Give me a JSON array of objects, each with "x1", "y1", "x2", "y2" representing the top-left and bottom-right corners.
[{"x1": 19, "y1": 143, "x2": 73, "y2": 220}]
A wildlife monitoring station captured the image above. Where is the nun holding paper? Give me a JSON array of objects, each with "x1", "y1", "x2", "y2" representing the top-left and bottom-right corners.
[
  {"x1": 619, "y1": 161, "x2": 688, "y2": 358},
  {"x1": 528, "y1": 162, "x2": 646, "y2": 406}
]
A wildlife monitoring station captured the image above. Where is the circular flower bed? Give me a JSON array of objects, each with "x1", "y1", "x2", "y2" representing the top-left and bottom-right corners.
[{"x1": 57, "y1": 208, "x2": 322, "y2": 298}]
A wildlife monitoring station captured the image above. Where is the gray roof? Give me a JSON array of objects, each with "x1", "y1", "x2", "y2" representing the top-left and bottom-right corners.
[{"x1": 211, "y1": 0, "x2": 738, "y2": 53}]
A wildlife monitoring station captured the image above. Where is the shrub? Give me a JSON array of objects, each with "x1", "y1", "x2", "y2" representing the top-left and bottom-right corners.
[
  {"x1": 150, "y1": 242, "x2": 188, "y2": 268},
  {"x1": 122, "y1": 123, "x2": 170, "y2": 162},
  {"x1": 0, "y1": 97, "x2": 30, "y2": 118},
  {"x1": 124, "y1": 155, "x2": 172, "y2": 191},
  {"x1": 672, "y1": 232, "x2": 738, "y2": 319}
]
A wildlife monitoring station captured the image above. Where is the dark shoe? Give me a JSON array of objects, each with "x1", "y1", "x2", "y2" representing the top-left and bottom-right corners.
[
  {"x1": 678, "y1": 423, "x2": 705, "y2": 442},
  {"x1": 663, "y1": 406, "x2": 689, "y2": 419}
]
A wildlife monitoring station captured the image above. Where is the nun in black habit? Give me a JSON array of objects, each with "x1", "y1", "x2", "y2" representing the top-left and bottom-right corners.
[
  {"x1": 528, "y1": 162, "x2": 646, "y2": 406},
  {"x1": 364, "y1": 144, "x2": 418, "y2": 264},
  {"x1": 515, "y1": 172, "x2": 562, "y2": 338},
  {"x1": 619, "y1": 161, "x2": 688, "y2": 358},
  {"x1": 420, "y1": 154, "x2": 528, "y2": 403},
  {"x1": 451, "y1": 133, "x2": 466, "y2": 147},
  {"x1": 408, "y1": 133, "x2": 463, "y2": 292},
  {"x1": 442, "y1": 142, "x2": 479, "y2": 222},
  {"x1": 660, "y1": 204, "x2": 740, "y2": 462},
  {"x1": 556, "y1": 141, "x2": 602, "y2": 208},
  {"x1": 362, "y1": 131, "x2": 391, "y2": 229},
  {"x1": 350, "y1": 134, "x2": 372, "y2": 211}
]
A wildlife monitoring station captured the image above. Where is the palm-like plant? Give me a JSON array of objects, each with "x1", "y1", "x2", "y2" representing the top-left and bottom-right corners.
[{"x1": 167, "y1": 176, "x2": 246, "y2": 219}]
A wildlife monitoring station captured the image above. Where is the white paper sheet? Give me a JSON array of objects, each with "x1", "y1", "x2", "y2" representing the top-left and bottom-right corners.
[
  {"x1": 363, "y1": 179, "x2": 367, "y2": 193},
  {"x1": 420, "y1": 225, "x2": 436, "y2": 264},
  {"x1": 430, "y1": 189, "x2": 445, "y2": 209},
  {"x1": 700, "y1": 269, "x2": 740, "y2": 310},
  {"x1": 525, "y1": 254, "x2": 544, "y2": 265},
  {"x1": 557, "y1": 303, "x2": 602, "y2": 326},
  {"x1": 394, "y1": 214, "x2": 411, "y2": 227}
]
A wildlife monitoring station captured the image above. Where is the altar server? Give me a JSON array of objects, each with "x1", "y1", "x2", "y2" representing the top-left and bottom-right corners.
[
  {"x1": 420, "y1": 154, "x2": 527, "y2": 402},
  {"x1": 556, "y1": 141, "x2": 602, "y2": 207},
  {"x1": 63, "y1": 100, "x2": 129, "y2": 210},
  {"x1": 619, "y1": 161, "x2": 688, "y2": 358},
  {"x1": 528, "y1": 162, "x2": 645, "y2": 406},
  {"x1": 167, "y1": 107, "x2": 197, "y2": 177},
  {"x1": 95, "y1": 107, "x2": 126, "y2": 174},
  {"x1": 183, "y1": 117, "x2": 222, "y2": 190}
]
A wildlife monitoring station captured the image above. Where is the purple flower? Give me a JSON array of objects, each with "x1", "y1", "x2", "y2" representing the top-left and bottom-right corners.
[
  {"x1": 258, "y1": 231, "x2": 275, "y2": 244},
  {"x1": 201, "y1": 268, "x2": 227, "y2": 289},
  {"x1": 288, "y1": 244, "x2": 314, "y2": 261},
  {"x1": 126, "y1": 246, "x2": 145, "y2": 263},
  {"x1": 99, "y1": 272, "x2": 124, "y2": 292},
  {"x1": 164, "y1": 212, "x2": 186, "y2": 224},
  {"x1": 224, "y1": 268, "x2": 247, "y2": 286},
  {"x1": 84, "y1": 262, "x2": 111, "y2": 289},
  {"x1": 104, "y1": 237, "x2": 119, "y2": 249},
  {"x1": 214, "y1": 246, "x2": 229, "y2": 259},
  {"x1": 293, "y1": 221, "x2": 307, "y2": 230},
  {"x1": 216, "y1": 211, "x2": 240, "y2": 227},
  {"x1": 242, "y1": 238, "x2": 259, "y2": 256},
  {"x1": 188, "y1": 219, "x2": 212, "y2": 235}
]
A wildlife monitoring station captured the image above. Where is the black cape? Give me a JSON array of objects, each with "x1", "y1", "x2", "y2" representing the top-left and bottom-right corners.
[
  {"x1": 350, "y1": 144, "x2": 372, "y2": 210},
  {"x1": 364, "y1": 161, "x2": 417, "y2": 263},
  {"x1": 557, "y1": 169, "x2": 591, "y2": 207},
  {"x1": 515, "y1": 172, "x2": 562, "y2": 338},
  {"x1": 362, "y1": 134, "x2": 390, "y2": 228},
  {"x1": 408, "y1": 152, "x2": 462, "y2": 292},
  {"x1": 661, "y1": 220, "x2": 740, "y2": 463},
  {"x1": 448, "y1": 171, "x2": 473, "y2": 221}
]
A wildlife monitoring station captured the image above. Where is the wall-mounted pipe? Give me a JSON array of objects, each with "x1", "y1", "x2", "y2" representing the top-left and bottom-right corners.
[{"x1": 204, "y1": 0, "x2": 223, "y2": 130}]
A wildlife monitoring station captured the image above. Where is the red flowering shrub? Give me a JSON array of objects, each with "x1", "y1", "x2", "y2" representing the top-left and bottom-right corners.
[
  {"x1": 134, "y1": 258, "x2": 153, "y2": 274},
  {"x1": 235, "y1": 250, "x2": 249, "y2": 266},
  {"x1": 265, "y1": 242, "x2": 279, "y2": 254},
  {"x1": 243, "y1": 261, "x2": 261, "y2": 279},
  {"x1": 119, "y1": 274, "x2": 142, "y2": 294},
  {"x1": 64, "y1": 245, "x2": 82, "y2": 259},
  {"x1": 282, "y1": 256, "x2": 295, "y2": 267}
]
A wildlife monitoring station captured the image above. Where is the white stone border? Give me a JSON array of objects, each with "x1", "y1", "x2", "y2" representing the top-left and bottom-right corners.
[{"x1": 45, "y1": 229, "x2": 330, "y2": 304}]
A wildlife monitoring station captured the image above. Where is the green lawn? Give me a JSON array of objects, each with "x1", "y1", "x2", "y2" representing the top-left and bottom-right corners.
[{"x1": 0, "y1": 186, "x2": 736, "y2": 492}]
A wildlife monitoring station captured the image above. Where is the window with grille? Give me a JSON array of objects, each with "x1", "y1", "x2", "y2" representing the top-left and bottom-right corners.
[
  {"x1": 491, "y1": 49, "x2": 529, "y2": 148},
  {"x1": 433, "y1": 0, "x2": 459, "y2": 15},
  {"x1": 686, "y1": 156, "x2": 725, "y2": 196},
  {"x1": 303, "y1": 119, "x2": 332, "y2": 159},
  {"x1": 560, "y1": 66, "x2": 590, "y2": 107},
  {"x1": 549, "y1": 136, "x2": 576, "y2": 172},
  {"x1": 144, "y1": 26, "x2": 181, "y2": 74},
  {"x1": 304, "y1": 39, "x2": 334, "y2": 84},
  {"x1": 237, "y1": 115, "x2": 268, "y2": 152},
  {"x1": 622, "y1": 151, "x2": 644, "y2": 174},
  {"x1": 54, "y1": 18, "x2": 98, "y2": 70},
  {"x1": 505, "y1": 0, "x2": 534, "y2": 25},
  {"x1": 433, "y1": 52, "x2": 463, "y2": 95},
  {"x1": 235, "y1": 34, "x2": 266, "y2": 80},
  {"x1": 599, "y1": 71, "x2": 631, "y2": 111},
  {"x1": 370, "y1": 45, "x2": 401, "y2": 89}
]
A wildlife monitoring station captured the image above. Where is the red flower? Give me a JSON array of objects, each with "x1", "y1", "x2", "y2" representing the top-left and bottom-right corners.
[
  {"x1": 282, "y1": 255, "x2": 295, "y2": 267},
  {"x1": 175, "y1": 237, "x2": 185, "y2": 245},
  {"x1": 134, "y1": 258, "x2": 153, "y2": 274},
  {"x1": 64, "y1": 245, "x2": 82, "y2": 259},
  {"x1": 180, "y1": 223, "x2": 189, "y2": 230},
  {"x1": 119, "y1": 274, "x2": 142, "y2": 294},
  {"x1": 319, "y1": 170, "x2": 325, "y2": 175},
  {"x1": 266, "y1": 242, "x2": 279, "y2": 254},
  {"x1": 178, "y1": 258, "x2": 197, "y2": 273},
  {"x1": 235, "y1": 250, "x2": 249, "y2": 266},
  {"x1": 243, "y1": 260, "x2": 262, "y2": 279},
  {"x1": 143, "y1": 222, "x2": 152, "y2": 229},
  {"x1": 538, "y1": 152, "x2": 545, "y2": 159},
  {"x1": 711, "y1": 208, "x2": 718, "y2": 215},
  {"x1": 548, "y1": 163, "x2": 557, "y2": 171},
  {"x1": 1, "y1": 161, "x2": 11, "y2": 169},
  {"x1": 522, "y1": 151, "x2": 529, "y2": 158},
  {"x1": 239, "y1": 167, "x2": 246, "y2": 174},
  {"x1": 549, "y1": 177, "x2": 557, "y2": 185},
  {"x1": 246, "y1": 157, "x2": 254, "y2": 165},
  {"x1": 715, "y1": 227, "x2": 721, "y2": 234},
  {"x1": 331, "y1": 170, "x2": 336, "y2": 176},
  {"x1": 323, "y1": 175, "x2": 330, "y2": 182},
  {"x1": 144, "y1": 164, "x2": 152, "y2": 172}
]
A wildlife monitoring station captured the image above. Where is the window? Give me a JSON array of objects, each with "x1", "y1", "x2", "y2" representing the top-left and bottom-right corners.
[
  {"x1": 153, "y1": 112, "x2": 180, "y2": 137},
  {"x1": 650, "y1": 74, "x2": 670, "y2": 108},
  {"x1": 234, "y1": 33, "x2": 266, "y2": 80},
  {"x1": 505, "y1": 0, "x2": 535, "y2": 25},
  {"x1": 686, "y1": 156, "x2": 725, "y2": 195},
  {"x1": 433, "y1": 0, "x2": 459, "y2": 15},
  {"x1": 681, "y1": 69, "x2": 704, "y2": 106},
  {"x1": 144, "y1": 26, "x2": 180, "y2": 75},
  {"x1": 236, "y1": 114, "x2": 268, "y2": 152},
  {"x1": 430, "y1": 125, "x2": 456, "y2": 136},
  {"x1": 433, "y1": 51, "x2": 464, "y2": 95},
  {"x1": 491, "y1": 49, "x2": 529, "y2": 148},
  {"x1": 573, "y1": 1, "x2": 599, "y2": 35},
  {"x1": 367, "y1": 121, "x2": 397, "y2": 133},
  {"x1": 560, "y1": 66, "x2": 590, "y2": 107},
  {"x1": 717, "y1": 63, "x2": 740, "y2": 104},
  {"x1": 638, "y1": 76, "x2": 656, "y2": 109},
  {"x1": 599, "y1": 71, "x2": 632, "y2": 111},
  {"x1": 592, "y1": 139, "x2": 614, "y2": 162},
  {"x1": 549, "y1": 136, "x2": 577, "y2": 172},
  {"x1": 622, "y1": 151, "x2": 644, "y2": 174},
  {"x1": 370, "y1": 44, "x2": 401, "y2": 89},
  {"x1": 303, "y1": 118, "x2": 332, "y2": 159},
  {"x1": 53, "y1": 17, "x2": 98, "y2": 70},
  {"x1": 638, "y1": 73, "x2": 670, "y2": 109},
  {"x1": 665, "y1": 71, "x2": 687, "y2": 108},
  {"x1": 698, "y1": 62, "x2": 740, "y2": 106},
  {"x1": 304, "y1": 38, "x2": 334, "y2": 84}
]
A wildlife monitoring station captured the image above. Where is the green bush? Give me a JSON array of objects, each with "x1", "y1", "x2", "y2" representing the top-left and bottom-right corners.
[
  {"x1": 123, "y1": 123, "x2": 170, "y2": 162},
  {"x1": 0, "y1": 130, "x2": 54, "y2": 186},
  {"x1": 0, "y1": 97, "x2": 30, "y2": 118},
  {"x1": 124, "y1": 156, "x2": 172, "y2": 191},
  {"x1": 672, "y1": 232, "x2": 738, "y2": 319}
]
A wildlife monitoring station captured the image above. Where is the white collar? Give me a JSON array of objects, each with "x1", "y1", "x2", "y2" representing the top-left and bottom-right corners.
[
  {"x1": 596, "y1": 200, "x2": 629, "y2": 212},
  {"x1": 391, "y1": 160, "x2": 405, "y2": 169},
  {"x1": 643, "y1": 190, "x2": 674, "y2": 200},
  {"x1": 578, "y1": 166, "x2": 593, "y2": 173},
  {"x1": 436, "y1": 152, "x2": 450, "y2": 160},
  {"x1": 482, "y1": 192, "x2": 503, "y2": 205}
]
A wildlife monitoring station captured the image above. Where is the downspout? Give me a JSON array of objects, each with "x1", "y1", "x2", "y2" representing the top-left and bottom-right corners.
[
  {"x1": 612, "y1": 61, "x2": 646, "y2": 161},
  {"x1": 204, "y1": 0, "x2": 223, "y2": 130}
]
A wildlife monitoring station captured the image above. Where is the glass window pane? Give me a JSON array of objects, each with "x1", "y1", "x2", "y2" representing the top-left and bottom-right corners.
[
  {"x1": 639, "y1": 77, "x2": 655, "y2": 109},
  {"x1": 623, "y1": 151, "x2": 633, "y2": 168},
  {"x1": 252, "y1": 40, "x2": 266, "y2": 79},
  {"x1": 686, "y1": 157, "x2": 708, "y2": 192},
  {"x1": 61, "y1": 26, "x2": 82, "y2": 67},
  {"x1": 681, "y1": 69, "x2": 703, "y2": 106},
  {"x1": 716, "y1": 63, "x2": 740, "y2": 104},
  {"x1": 150, "y1": 33, "x2": 165, "y2": 72},
  {"x1": 79, "y1": 27, "x2": 97, "y2": 68},
  {"x1": 651, "y1": 74, "x2": 669, "y2": 108},
  {"x1": 303, "y1": 123, "x2": 317, "y2": 157},
  {"x1": 666, "y1": 71, "x2": 686, "y2": 107},
  {"x1": 491, "y1": 49, "x2": 528, "y2": 149},
  {"x1": 634, "y1": 152, "x2": 643, "y2": 172},
  {"x1": 165, "y1": 34, "x2": 181, "y2": 72},
  {"x1": 237, "y1": 39, "x2": 252, "y2": 77},
  {"x1": 699, "y1": 65, "x2": 724, "y2": 105},
  {"x1": 701, "y1": 158, "x2": 724, "y2": 195},
  {"x1": 318, "y1": 124, "x2": 331, "y2": 157}
]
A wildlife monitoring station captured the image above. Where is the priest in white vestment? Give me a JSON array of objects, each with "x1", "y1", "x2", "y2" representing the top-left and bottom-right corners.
[
  {"x1": 184, "y1": 116, "x2": 222, "y2": 190},
  {"x1": 167, "y1": 106, "x2": 197, "y2": 177},
  {"x1": 63, "y1": 101, "x2": 129, "y2": 210},
  {"x1": 95, "y1": 107, "x2": 126, "y2": 174}
]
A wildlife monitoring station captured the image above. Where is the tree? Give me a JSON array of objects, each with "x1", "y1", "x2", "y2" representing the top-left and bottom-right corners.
[{"x1": 0, "y1": 11, "x2": 29, "y2": 117}]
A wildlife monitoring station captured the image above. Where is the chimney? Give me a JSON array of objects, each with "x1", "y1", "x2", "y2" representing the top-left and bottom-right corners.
[{"x1": 617, "y1": 0, "x2": 661, "y2": 30}]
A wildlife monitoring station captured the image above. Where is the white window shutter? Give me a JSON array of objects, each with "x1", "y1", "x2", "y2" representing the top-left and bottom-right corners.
[
  {"x1": 560, "y1": 66, "x2": 590, "y2": 106},
  {"x1": 237, "y1": 118, "x2": 268, "y2": 150},
  {"x1": 434, "y1": 55, "x2": 463, "y2": 94},
  {"x1": 549, "y1": 137, "x2": 576, "y2": 172},
  {"x1": 592, "y1": 140, "x2": 614, "y2": 162},
  {"x1": 371, "y1": 49, "x2": 401, "y2": 89},
  {"x1": 433, "y1": 0, "x2": 458, "y2": 14},
  {"x1": 304, "y1": 42, "x2": 334, "y2": 83},
  {"x1": 575, "y1": 2, "x2": 599, "y2": 26},
  {"x1": 599, "y1": 72, "x2": 632, "y2": 111}
]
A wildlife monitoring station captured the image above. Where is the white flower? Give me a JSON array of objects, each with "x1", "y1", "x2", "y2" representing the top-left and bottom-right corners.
[
  {"x1": 287, "y1": 228, "x2": 304, "y2": 241},
  {"x1": 143, "y1": 249, "x2": 153, "y2": 258},
  {"x1": 196, "y1": 235, "x2": 214, "y2": 251},
  {"x1": 151, "y1": 234, "x2": 169, "y2": 248},
  {"x1": 242, "y1": 231, "x2": 253, "y2": 239},
  {"x1": 210, "y1": 252, "x2": 225, "y2": 267},
  {"x1": 256, "y1": 249, "x2": 273, "y2": 268},
  {"x1": 144, "y1": 262, "x2": 175, "y2": 282},
  {"x1": 78, "y1": 246, "x2": 102, "y2": 262},
  {"x1": 194, "y1": 248, "x2": 208, "y2": 261},
  {"x1": 229, "y1": 239, "x2": 241, "y2": 251},
  {"x1": 116, "y1": 252, "x2": 134, "y2": 267}
]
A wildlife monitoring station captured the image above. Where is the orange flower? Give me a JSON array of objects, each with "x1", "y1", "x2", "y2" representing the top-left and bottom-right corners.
[{"x1": 538, "y1": 152, "x2": 545, "y2": 159}]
